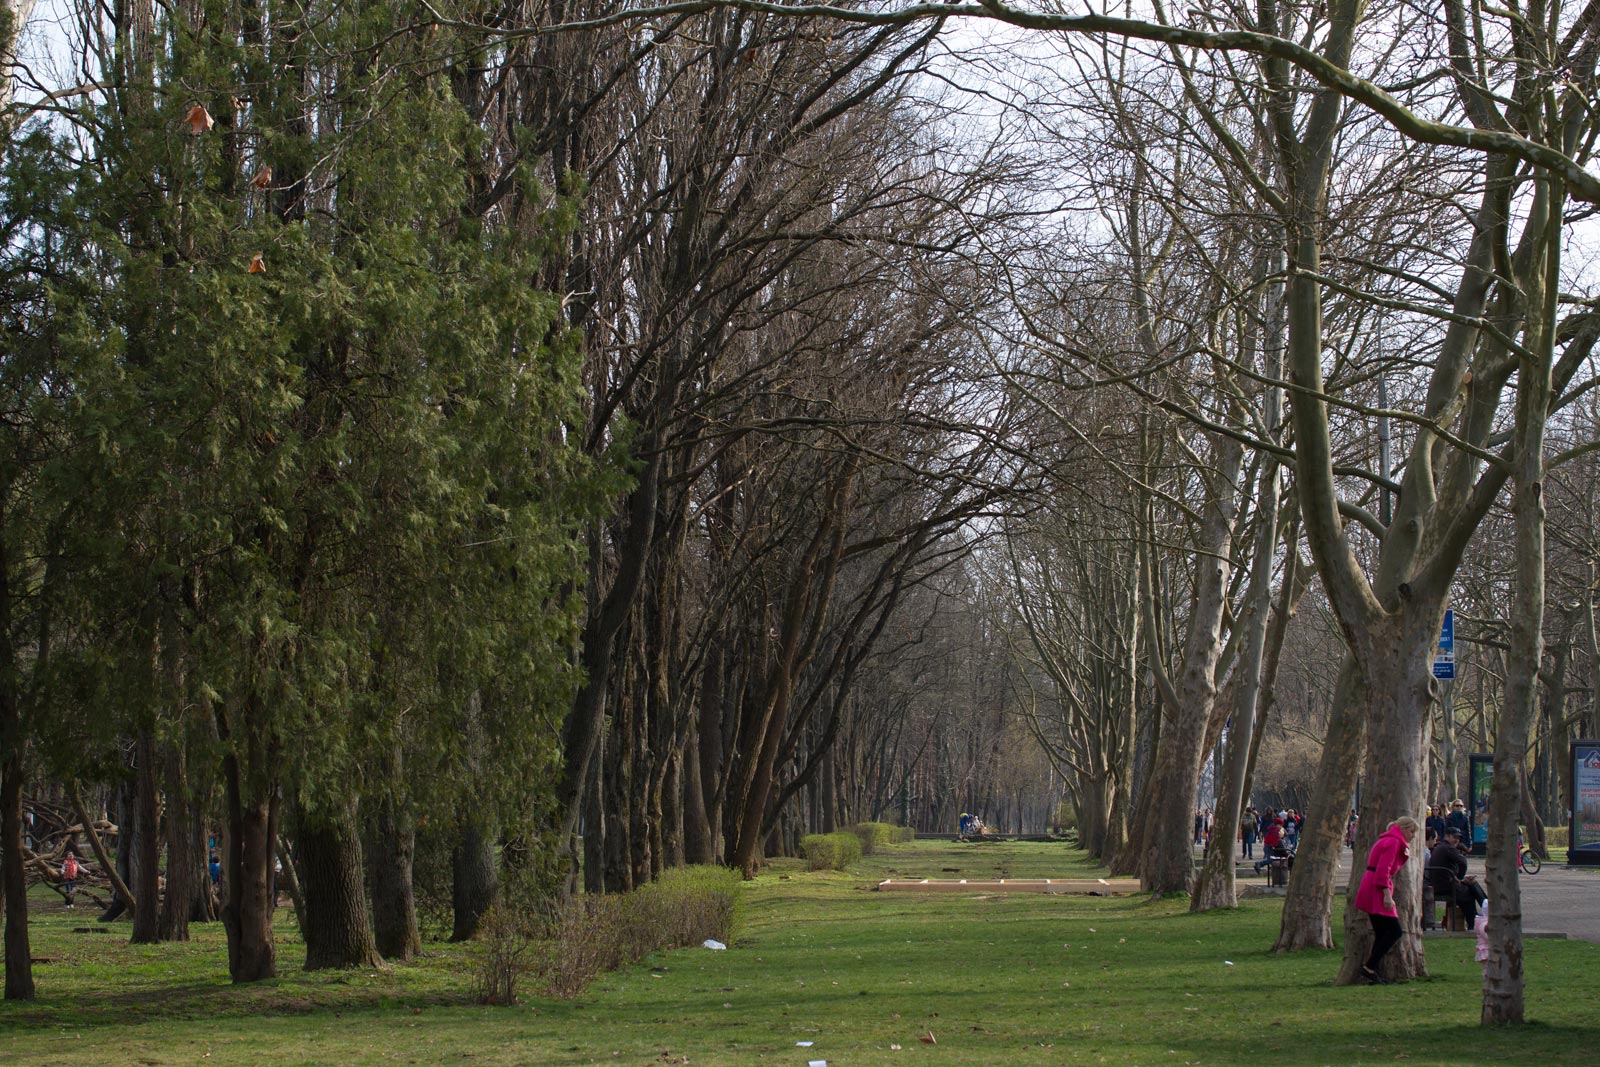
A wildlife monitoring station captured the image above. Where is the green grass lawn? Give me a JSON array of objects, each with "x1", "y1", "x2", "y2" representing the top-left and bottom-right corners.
[{"x1": 3, "y1": 840, "x2": 1598, "y2": 1066}]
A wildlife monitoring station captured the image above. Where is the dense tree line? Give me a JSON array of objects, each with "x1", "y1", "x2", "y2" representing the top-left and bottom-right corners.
[{"x1": 0, "y1": 0, "x2": 1029, "y2": 998}]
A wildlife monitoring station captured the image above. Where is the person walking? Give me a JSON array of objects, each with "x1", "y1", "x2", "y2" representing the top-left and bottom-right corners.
[
  {"x1": 1354, "y1": 815, "x2": 1420, "y2": 984},
  {"x1": 61, "y1": 852, "x2": 80, "y2": 908}
]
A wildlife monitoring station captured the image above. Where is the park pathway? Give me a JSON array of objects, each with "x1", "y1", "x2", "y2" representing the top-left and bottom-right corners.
[{"x1": 1226, "y1": 844, "x2": 1599, "y2": 945}]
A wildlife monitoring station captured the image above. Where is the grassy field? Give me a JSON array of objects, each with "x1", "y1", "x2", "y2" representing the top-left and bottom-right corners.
[{"x1": 3, "y1": 839, "x2": 1598, "y2": 1066}]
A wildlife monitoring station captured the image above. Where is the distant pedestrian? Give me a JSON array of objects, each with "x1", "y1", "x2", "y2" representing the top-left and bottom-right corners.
[
  {"x1": 1425, "y1": 804, "x2": 1446, "y2": 842},
  {"x1": 1354, "y1": 815, "x2": 1420, "y2": 984},
  {"x1": 209, "y1": 853, "x2": 222, "y2": 886},
  {"x1": 1241, "y1": 810, "x2": 1257, "y2": 859},
  {"x1": 62, "y1": 852, "x2": 80, "y2": 908},
  {"x1": 1445, "y1": 800, "x2": 1471, "y2": 841}
]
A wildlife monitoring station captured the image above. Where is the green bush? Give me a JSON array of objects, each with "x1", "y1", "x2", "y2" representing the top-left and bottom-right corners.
[
  {"x1": 529, "y1": 864, "x2": 741, "y2": 999},
  {"x1": 802, "y1": 831, "x2": 862, "y2": 871},
  {"x1": 852, "y1": 822, "x2": 891, "y2": 855},
  {"x1": 852, "y1": 821, "x2": 912, "y2": 853}
]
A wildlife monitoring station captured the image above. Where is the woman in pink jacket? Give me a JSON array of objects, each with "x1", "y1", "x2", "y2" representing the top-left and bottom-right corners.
[{"x1": 1354, "y1": 815, "x2": 1419, "y2": 984}]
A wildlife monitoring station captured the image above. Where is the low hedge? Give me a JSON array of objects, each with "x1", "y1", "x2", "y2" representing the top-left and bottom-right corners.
[
  {"x1": 852, "y1": 821, "x2": 914, "y2": 854},
  {"x1": 802, "y1": 831, "x2": 863, "y2": 871},
  {"x1": 527, "y1": 864, "x2": 742, "y2": 999}
]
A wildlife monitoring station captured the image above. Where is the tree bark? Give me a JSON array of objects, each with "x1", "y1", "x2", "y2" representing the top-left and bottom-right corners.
[
  {"x1": 219, "y1": 735, "x2": 278, "y2": 982},
  {"x1": 1141, "y1": 430, "x2": 1242, "y2": 895},
  {"x1": 683, "y1": 715, "x2": 714, "y2": 864},
  {"x1": 296, "y1": 798, "x2": 381, "y2": 971},
  {"x1": 157, "y1": 739, "x2": 193, "y2": 942},
  {"x1": 1, "y1": 730, "x2": 33, "y2": 1000},
  {"x1": 129, "y1": 727, "x2": 162, "y2": 943},
  {"x1": 450, "y1": 818, "x2": 497, "y2": 942},
  {"x1": 1336, "y1": 628, "x2": 1437, "y2": 984},
  {"x1": 1482, "y1": 174, "x2": 1561, "y2": 1025},
  {"x1": 368, "y1": 786, "x2": 420, "y2": 962},
  {"x1": 1194, "y1": 447, "x2": 1282, "y2": 911}
]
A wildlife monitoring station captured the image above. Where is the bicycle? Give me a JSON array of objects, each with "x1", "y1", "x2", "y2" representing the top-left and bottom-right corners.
[{"x1": 1519, "y1": 844, "x2": 1542, "y2": 875}]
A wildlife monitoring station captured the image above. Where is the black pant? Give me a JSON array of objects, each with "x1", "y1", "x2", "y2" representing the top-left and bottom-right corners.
[
  {"x1": 1366, "y1": 912, "x2": 1402, "y2": 971},
  {"x1": 1452, "y1": 880, "x2": 1486, "y2": 915}
]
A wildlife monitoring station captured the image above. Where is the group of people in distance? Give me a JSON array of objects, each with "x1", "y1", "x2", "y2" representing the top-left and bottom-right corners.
[
  {"x1": 1193, "y1": 805, "x2": 1306, "y2": 862},
  {"x1": 1242, "y1": 806, "x2": 1302, "y2": 871},
  {"x1": 1355, "y1": 804, "x2": 1490, "y2": 985}
]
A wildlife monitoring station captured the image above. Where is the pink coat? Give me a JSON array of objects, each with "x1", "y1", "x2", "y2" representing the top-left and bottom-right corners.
[{"x1": 1355, "y1": 825, "x2": 1411, "y2": 916}]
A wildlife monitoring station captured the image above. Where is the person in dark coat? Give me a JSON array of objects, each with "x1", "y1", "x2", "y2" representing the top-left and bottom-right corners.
[
  {"x1": 1355, "y1": 816, "x2": 1420, "y2": 984},
  {"x1": 1425, "y1": 805, "x2": 1447, "y2": 842},
  {"x1": 1445, "y1": 800, "x2": 1471, "y2": 841},
  {"x1": 1427, "y1": 827, "x2": 1486, "y2": 917}
]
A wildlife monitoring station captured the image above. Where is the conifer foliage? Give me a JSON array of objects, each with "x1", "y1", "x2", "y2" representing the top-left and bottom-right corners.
[{"x1": 2, "y1": 2, "x2": 606, "y2": 990}]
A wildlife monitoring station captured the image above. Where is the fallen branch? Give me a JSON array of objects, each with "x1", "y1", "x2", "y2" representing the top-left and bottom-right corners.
[{"x1": 69, "y1": 783, "x2": 137, "y2": 916}]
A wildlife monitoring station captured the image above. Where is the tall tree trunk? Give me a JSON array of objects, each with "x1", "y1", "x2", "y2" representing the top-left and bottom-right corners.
[
  {"x1": 129, "y1": 726, "x2": 162, "y2": 944},
  {"x1": 582, "y1": 744, "x2": 605, "y2": 893},
  {"x1": 1274, "y1": 660, "x2": 1365, "y2": 951},
  {"x1": 450, "y1": 818, "x2": 496, "y2": 942},
  {"x1": 368, "y1": 762, "x2": 419, "y2": 962},
  {"x1": 157, "y1": 739, "x2": 193, "y2": 941},
  {"x1": 1336, "y1": 625, "x2": 1438, "y2": 984},
  {"x1": 103, "y1": 776, "x2": 136, "y2": 922},
  {"x1": 1194, "y1": 449, "x2": 1282, "y2": 911},
  {"x1": 220, "y1": 743, "x2": 278, "y2": 982},
  {"x1": 683, "y1": 718, "x2": 714, "y2": 864},
  {"x1": 1, "y1": 730, "x2": 32, "y2": 1000},
  {"x1": 1142, "y1": 432, "x2": 1242, "y2": 895},
  {"x1": 296, "y1": 798, "x2": 381, "y2": 971},
  {"x1": 1482, "y1": 175, "x2": 1560, "y2": 1025}
]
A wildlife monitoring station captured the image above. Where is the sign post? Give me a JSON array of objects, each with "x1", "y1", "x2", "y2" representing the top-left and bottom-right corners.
[{"x1": 1432, "y1": 608, "x2": 1456, "y2": 680}]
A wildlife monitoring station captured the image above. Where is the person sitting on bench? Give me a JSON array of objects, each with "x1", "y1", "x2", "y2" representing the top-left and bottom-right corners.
[
  {"x1": 1427, "y1": 827, "x2": 1485, "y2": 919},
  {"x1": 1254, "y1": 818, "x2": 1292, "y2": 873}
]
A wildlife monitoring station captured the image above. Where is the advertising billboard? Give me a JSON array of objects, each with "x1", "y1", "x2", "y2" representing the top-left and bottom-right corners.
[
  {"x1": 1571, "y1": 740, "x2": 1600, "y2": 866},
  {"x1": 1468, "y1": 753, "x2": 1493, "y2": 856}
]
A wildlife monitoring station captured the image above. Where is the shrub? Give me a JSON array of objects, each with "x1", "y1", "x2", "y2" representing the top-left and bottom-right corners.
[
  {"x1": 802, "y1": 831, "x2": 862, "y2": 871},
  {"x1": 852, "y1": 821, "x2": 906, "y2": 854},
  {"x1": 891, "y1": 824, "x2": 916, "y2": 843},
  {"x1": 528, "y1": 864, "x2": 741, "y2": 999},
  {"x1": 470, "y1": 904, "x2": 534, "y2": 1005}
]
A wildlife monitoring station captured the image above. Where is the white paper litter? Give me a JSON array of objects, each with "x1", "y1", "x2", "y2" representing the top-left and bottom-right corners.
[
  {"x1": 703, "y1": 939, "x2": 727, "y2": 950},
  {"x1": 797, "y1": 1041, "x2": 814, "y2": 1047}
]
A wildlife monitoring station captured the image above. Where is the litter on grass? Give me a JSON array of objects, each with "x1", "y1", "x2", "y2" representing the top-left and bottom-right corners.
[{"x1": 703, "y1": 939, "x2": 727, "y2": 950}]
